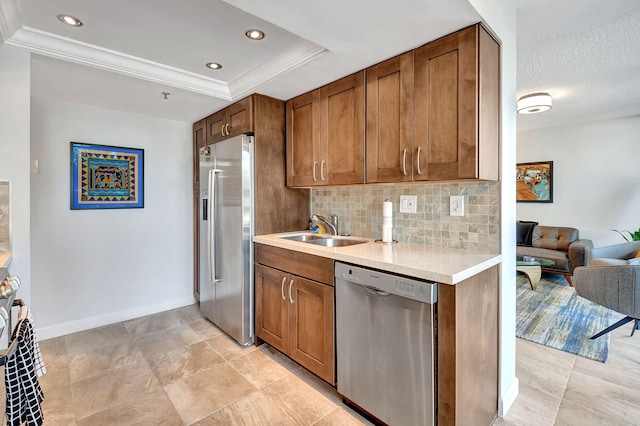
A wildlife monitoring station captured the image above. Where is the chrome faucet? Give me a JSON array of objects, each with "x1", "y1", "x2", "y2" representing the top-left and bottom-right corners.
[{"x1": 311, "y1": 214, "x2": 338, "y2": 235}]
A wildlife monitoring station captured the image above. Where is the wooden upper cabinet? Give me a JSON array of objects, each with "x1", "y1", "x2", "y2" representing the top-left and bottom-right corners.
[
  {"x1": 320, "y1": 71, "x2": 365, "y2": 185},
  {"x1": 193, "y1": 119, "x2": 206, "y2": 189},
  {"x1": 414, "y1": 24, "x2": 499, "y2": 181},
  {"x1": 206, "y1": 97, "x2": 253, "y2": 144},
  {"x1": 286, "y1": 90, "x2": 320, "y2": 187},
  {"x1": 366, "y1": 52, "x2": 414, "y2": 183},
  {"x1": 286, "y1": 71, "x2": 365, "y2": 187}
]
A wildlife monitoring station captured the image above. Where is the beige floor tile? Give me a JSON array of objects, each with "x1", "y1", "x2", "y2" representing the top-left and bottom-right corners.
[
  {"x1": 314, "y1": 406, "x2": 374, "y2": 425},
  {"x1": 65, "y1": 323, "x2": 132, "y2": 356},
  {"x1": 188, "y1": 318, "x2": 224, "y2": 340},
  {"x1": 573, "y1": 353, "x2": 640, "y2": 391},
  {"x1": 500, "y1": 382, "x2": 560, "y2": 426},
  {"x1": 76, "y1": 388, "x2": 183, "y2": 426},
  {"x1": 144, "y1": 340, "x2": 226, "y2": 386},
  {"x1": 68, "y1": 340, "x2": 142, "y2": 383},
  {"x1": 70, "y1": 356, "x2": 161, "y2": 419},
  {"x1": 175, "y1": 304, "x2": 206, "y2": 323},
  {"x1": 263, "y1": 372, "x2": 339, "y2": 425},
  {"x1": 39, "y1": 336, "x2": 68, "y2": 370},
  {"x1": 563, "y1": 369, "x2": 640, "y2": 423},
  {"x1": 135, "y1": 323, "x2": 203, "y2": 357},
  {"x1": 191, "y1": 390, "x2": 296, "y2": 426},
  {"x1": 229, "y1": 347, "x2": 295, "y2": 389},
  {"x1": 125, "y1": 307, "x2": 189, "y2": 338},
  {"x1": 41, "y1": 383, "x2": 77, "y2": 426},
  {"x1": 291, "y1": 367, "x2": 342, "y2": 406},
  {"x1": 515, "y1": 338, "x2": 576, "y2": 398},
  {"x1": 205, "y1": 333, "x2": 258, "y2": 361},
  {"x1": 604, "y1": 334, "x2": 640, "y2": 374},
  {"x1": 554, "y1": 398, "x2": 635, "y2": 426},
  {"x1": 39, "y1": 364, "x2": 71, "y2": 390},
  {"x1": 164, "y1": 362, "x2": 257, "y2": 425}
]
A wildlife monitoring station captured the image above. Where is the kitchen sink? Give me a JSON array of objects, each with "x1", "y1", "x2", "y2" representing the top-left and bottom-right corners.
[
  {"x1": 279, "y1": 234, "x2": 327, "y2": 242},
  {"x1": 306, "y1": 237, "x2": 368, "y2": 247},
  {"x1": 277, "y1": 233, "x2": 368, "y2": 247}
]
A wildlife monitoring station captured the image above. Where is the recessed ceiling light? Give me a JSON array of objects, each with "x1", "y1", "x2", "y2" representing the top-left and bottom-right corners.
[
  {"x1": 206, "y1": 62, "x2": 222, "y2": 70},
  {"x1": 245, "y1": 29, "x2": 265, "y2": 40},
  {"x1": 57, "y1": 14, "x2": 83, "y2": 27}
]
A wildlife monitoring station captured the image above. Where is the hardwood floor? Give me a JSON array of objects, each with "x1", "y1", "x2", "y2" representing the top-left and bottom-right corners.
[{"x1": 3, "y1": 300, "x2": 639, "y2": 425}]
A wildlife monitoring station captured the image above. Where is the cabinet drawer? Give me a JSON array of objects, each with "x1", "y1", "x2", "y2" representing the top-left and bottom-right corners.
[{"x1": 256, "y1": 244, "x2": 334, "y2": 286}]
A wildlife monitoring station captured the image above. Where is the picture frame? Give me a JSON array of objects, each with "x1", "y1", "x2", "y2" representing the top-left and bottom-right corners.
[
  {"x1": 516, "y1": 161, "x2": 553, "y2": 203},
  {"x1": 70, "y1": 142, "x2": 144, "y2": 209}
]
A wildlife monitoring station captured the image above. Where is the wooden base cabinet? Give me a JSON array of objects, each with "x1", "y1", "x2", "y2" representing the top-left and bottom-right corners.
[{"x1": 255, "y1": 244, "x2": 335, "y2": 385}]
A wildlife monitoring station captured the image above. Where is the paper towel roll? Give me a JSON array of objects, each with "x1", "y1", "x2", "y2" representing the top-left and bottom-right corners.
[{"x1": 382, "y1": 200, "x2": 393, "y2": 243}]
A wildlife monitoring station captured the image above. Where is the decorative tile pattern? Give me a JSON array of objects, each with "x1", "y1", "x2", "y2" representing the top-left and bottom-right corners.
[{"x1": 311, "y1": 182, "x2": 500, "y2": 252}]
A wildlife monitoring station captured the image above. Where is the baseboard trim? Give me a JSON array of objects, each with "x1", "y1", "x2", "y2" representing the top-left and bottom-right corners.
[
  {"x1": 499, "y1": 377, "x2": 519, "y2": 417},
  {"x1": 36, "y1": 296, "x2": 197, "y2": 340}
]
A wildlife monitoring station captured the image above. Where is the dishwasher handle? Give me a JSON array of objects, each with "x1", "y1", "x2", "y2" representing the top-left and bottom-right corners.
[{"x1": 364, "y1": 286, "x2": 391, "y2": 296}]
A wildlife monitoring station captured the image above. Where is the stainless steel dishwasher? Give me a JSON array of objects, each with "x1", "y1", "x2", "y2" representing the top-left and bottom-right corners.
[{"x1": 335, "y1": 262, "x2": 437, "y2": 426}]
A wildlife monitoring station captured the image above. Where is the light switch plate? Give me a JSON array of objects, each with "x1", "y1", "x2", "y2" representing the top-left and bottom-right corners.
[
  {"x1": 31, "y1": 159, "x2": 39, "y2": 175},
  {"x1": 399, "y1": 195, "x2": 417, "y2": 213},
  {"x1": 450, "y1": 195, "x2": 464, "y2": 216}
]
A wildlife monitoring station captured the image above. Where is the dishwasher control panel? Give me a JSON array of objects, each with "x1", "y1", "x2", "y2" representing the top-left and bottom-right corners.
[{"x1": 335, "y1": 262, "x2": 437, "y2": 304}]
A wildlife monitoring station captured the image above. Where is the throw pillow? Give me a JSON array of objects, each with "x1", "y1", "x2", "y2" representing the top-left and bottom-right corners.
[
  {"x1": 635, "y1": 250, "x2": 640, "y2": 258},
  {"x1": 516, "y1": 221, "x2": 538, "y2": 246}
]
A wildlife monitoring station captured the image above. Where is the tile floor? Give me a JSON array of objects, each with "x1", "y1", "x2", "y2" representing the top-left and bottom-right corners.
[{"x1": 4, "y1": 299, "x2": 640, "y2": 425}]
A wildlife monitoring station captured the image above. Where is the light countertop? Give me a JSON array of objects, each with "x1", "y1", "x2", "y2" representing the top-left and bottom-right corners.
[
  {"x1": 0, "y1": 252, "x2": 11, "y2": 268},
  {"x1": 253, "y1": 232, "x2": 501, "y2": 285}
]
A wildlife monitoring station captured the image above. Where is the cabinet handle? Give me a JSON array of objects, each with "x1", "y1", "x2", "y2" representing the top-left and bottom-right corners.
[
  {"x1": 320, "y1": 160, "x2": 326, "y2": 181},
  {"x1": 281, "y1": 276, "x2": 287, "y2": 301},
  {"x1": 313, "y1": 161, "x2": 318, "y2": 182},
  {"x1": 402, "y1": 148, "x2": 408, "y2": 176},
  {"x1": 289, "y1": 279, "x2": 295, "y2": 304},
  {"x1": 416, "y1": 146, "x2": 423, "y2": 175},
  {"x1": 225, "y1": 123, "x2": 230, "y2": 136},
  {"x1": 221, "y1": 124, "x2": 225, "y2": 136}
]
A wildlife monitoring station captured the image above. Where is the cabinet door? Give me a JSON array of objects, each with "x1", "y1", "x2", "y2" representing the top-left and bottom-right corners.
[
  {"x1": 206, "y1": 109, "x2": 227, "y2": 144},
  {"x1": 286, "y1": 90, "x2": 321, "y2": 187},
  {"x1": 414, "y1": 25, "x2": 477, "y2": 180},
  {"x1": 320, "y1": 71, "x2": 365, "y2": 185},
  {"x1": 288, "y1": 276, "x2": 335, "y2": 384},
  {"x1": 366, "y1": 53, "x2": 414, "y2": 183},
  {"x1": 255, "y1": 265, "x2": 289, "y2": 353},
  {"x1": 193, "y1": 119, "x2": 206, "y2": 190},
  {"x1": 226, "y1": 97, "x2": 253, "y2": 138}
]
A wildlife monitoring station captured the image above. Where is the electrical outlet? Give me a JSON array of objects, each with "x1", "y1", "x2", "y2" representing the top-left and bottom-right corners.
[
  {"x1": 399, "y1": 195, "x2": 417, "y2": 214},
  {"x1": 450, "y1": 196, "x2": 464, "y2": 216}
]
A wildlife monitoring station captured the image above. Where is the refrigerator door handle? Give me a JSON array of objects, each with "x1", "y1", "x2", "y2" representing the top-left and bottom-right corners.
[{"x1": 208, "y1": 168, "x2": 222, "y2": 284}]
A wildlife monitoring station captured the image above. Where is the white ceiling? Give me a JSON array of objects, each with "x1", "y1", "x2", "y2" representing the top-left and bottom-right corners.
[{"x1": 2, "y1": 0, "x2": 639, "y2": 131}]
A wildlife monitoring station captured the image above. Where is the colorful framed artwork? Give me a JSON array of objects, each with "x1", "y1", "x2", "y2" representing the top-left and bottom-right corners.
[
  {"x1": 70, "y1": 142, "x2": 144, "y2": 209},
  {"x1": 516, "y1": 161, "x2": 553, "y2": 203}
]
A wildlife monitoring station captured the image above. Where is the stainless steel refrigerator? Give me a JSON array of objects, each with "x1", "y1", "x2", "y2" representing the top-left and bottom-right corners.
[{"x1": 199, "y1": 134, "x2": 254, "y2": 346}]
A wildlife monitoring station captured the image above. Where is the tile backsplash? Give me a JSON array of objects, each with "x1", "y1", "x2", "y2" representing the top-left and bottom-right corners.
[
  {"x1": 311, "y1": 182, "x2": 500, "y2": 252},
  {"x1": 0, "y1": 181, "x2": 9, "y2": 252}
]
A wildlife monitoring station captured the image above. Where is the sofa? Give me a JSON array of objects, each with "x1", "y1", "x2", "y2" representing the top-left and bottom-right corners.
[{"x1": 516, "y1": 221, "x2": 593, "y2": 286}]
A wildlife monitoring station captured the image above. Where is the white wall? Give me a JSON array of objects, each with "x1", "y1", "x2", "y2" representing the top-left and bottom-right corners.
[
  {"x1": 31, "y1": 98, "x2": 194, "y2": 339},
  {"x1": 468, "y1": 0, "x2": 518, "y2": 417},
  {"x1": 517, "y1": 115, "x2": 640, "y2": 248},
  {"x1": 0, "y1": 45, "x2": 31, "y2": 304}
]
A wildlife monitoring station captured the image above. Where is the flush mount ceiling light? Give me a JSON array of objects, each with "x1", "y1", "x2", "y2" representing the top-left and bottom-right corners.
[
  {"x1": 206, "y1": 62, "x2": 222, "y2": 70},
  {"x1": 57, "y1": 14, "x2": 83, "y2": 27},
  {"x1": 245, "y1": 29, "x2": 265, "y2": 40},
  {"x1": 517, "y1": 92, "x2": 552, "y2": 114}
]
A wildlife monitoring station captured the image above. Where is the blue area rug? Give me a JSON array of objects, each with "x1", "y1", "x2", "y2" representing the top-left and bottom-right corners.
[{"x1": 516, "y1": 273, "x2": 621, "y2": 362}]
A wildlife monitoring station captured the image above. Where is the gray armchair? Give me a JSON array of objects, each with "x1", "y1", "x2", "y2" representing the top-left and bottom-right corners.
[{"x1": 573, "y1": 241, "x2": 640, "y2": 339}]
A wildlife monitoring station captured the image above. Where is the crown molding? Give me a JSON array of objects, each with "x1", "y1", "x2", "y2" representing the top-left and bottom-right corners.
[
  {"x1": 0, "y1": 0, "x2": 21, "y2": 43},
  {"x1": 228, "y1": 39, "x2": 327, "y2": 100},
  {"x1": 6, "y1": 26, "x2": 233, "y2": 99}
]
